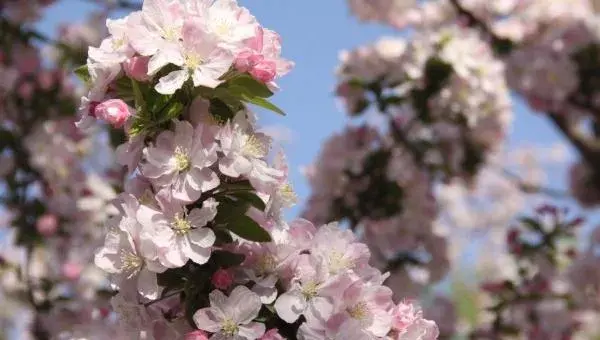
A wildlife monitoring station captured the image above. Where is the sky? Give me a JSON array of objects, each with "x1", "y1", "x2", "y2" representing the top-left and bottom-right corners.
[{"x1": 36, "y1": 0, "x2": 577, "y2": 220}]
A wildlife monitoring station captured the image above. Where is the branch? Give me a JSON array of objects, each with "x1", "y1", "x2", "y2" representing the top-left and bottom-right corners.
[
  {"x1": 499, "y1": 168, "x2": 569, "y2": 198},
  {"x1": 447, "y1": 0, "x2": 513, "y2": 52},
  {"x1": 547, "y1": 113, "x2": 600, "y2": 169}
]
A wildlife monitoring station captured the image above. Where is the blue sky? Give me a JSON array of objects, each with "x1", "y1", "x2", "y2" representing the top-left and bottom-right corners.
[{"x1": 37, "y1": 0, "x2": 576, "y2": 220}]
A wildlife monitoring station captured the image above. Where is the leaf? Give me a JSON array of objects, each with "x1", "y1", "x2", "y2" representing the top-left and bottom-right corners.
[
  {"x1": 131, "y1": 79, "x2": 146, "y2": 112},
  {"x1": 160, "y1": 101, "x2": 184, "y2": 123},
  {"x1": 214, "y1": 229, "x2": 234, "y2": 246},
  {"x1": 210, "y1": 98, "x2": 236, "y2": 122},
  {"x1": 156, "y1": 267, "x2": 186, "y2": 287},
  {"x1": 228, "y1": 74, "x2": 274, "y2": 98},
  {"x1": 226, "y1": 214, "x2": 272, "y2": 242},
  {"x1": 241, "y1": 94, "x2": 285, "y2": 116},
  {"x1": 225, "y1": 191, "x2": 266, "y2": 211},
  {"x1": 520, "y1": 217, "x2": 543, "y2": 232},
  {"x1": 74, "y1": 65, "x2": 91, "y2": 84},
  {"x1": 211, "y1": 250, "x2": 246, "y2": 268}
]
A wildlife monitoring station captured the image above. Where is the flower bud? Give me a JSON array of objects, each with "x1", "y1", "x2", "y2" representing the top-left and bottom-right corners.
[
  {"x1": 250, "y1": 60, "x2": 277, "y2": 83},
  {"x1": 184, "y1": 330, "x2": 209, "y2": 340},
  {"x1": 62, "y1": 262, "x2": 83, "y2": 281},
  {"x1": 94, "y1": 99, "x2": 133, "y2": 128},
  {"x1": 36, "y1": 214, "x2": 58, "y2": 237},
  {"x1": 123, "y1": 56, "x2": 150, "y2": 82},
  {"x1": 211, "y1": 268, "x2": 234, "y2": 290},
  {"x1": 260, "y1": 329, "x2": 284, "y2": 340}
]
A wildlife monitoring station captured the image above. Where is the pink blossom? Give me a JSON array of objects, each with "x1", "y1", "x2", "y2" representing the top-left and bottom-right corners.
[
  {"x1": 62, "y1": 262, "x2": 83, "y2": 281},
  {"x1": 36, "y1": 214, "x2": 58, "y2": 236},
  {"x1": 93, "y1": 99, "x2": 133, "y2": 128},
  {"x1": 123, "y1": 56, "x2": 151, "y2": 82},
  {"x1": 193, "y1": 286, "x2": 265, "y2": 339},
  {"x1": 211, "y1": 268, "x2": 234, "y2": 290},
  {"x1": 141, "y1": 120, "x2": 219, "y2": 202},
  {"x1": 234, "y1": 27, "x2": 293, "y2": 85},
  {"x1": 184, "y1": 330, "x2": 209, "y2": 340},
  {"x1": 260, "y1": 329, "x2": 284, "y2": 340}
]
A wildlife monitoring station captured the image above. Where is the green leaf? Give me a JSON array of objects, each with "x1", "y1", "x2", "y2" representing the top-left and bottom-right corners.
[
  {"x1": 241, "y1": 94, "x2": 285, "y2": 116},
  {"x1": 74, "y1": 65, "x2": 90, "y2": 84},
  {"x1": 520, "y1": 217, "x2": 543, "y2": 232},
  {"x1": 226, "y1": 215, "x2": 272, "y2": 242},
  {"x1": 210, "y1": 98, "x2": 236, "y2": 122},
  {"x1": 160, "y1": 101, "x2": 184, "y2": 123},
  {"x1": 211, "y1": 250, "x2": 246, "y2": 268},
  {"x1": 131, "y1": 79, "x2": 146, "y2": 113},
  {"x1": 225, "y1": 191, "x2": 267, "y2": 211},
  {"x1": 214, "y1": 229, "x2": 234, "y2": 246},
  {"x1": 228, "y1": 74, "x2": 274, "y2": 98},
  {"x1": 157, "y1": 267, "x2": 186, "y2": 287}
]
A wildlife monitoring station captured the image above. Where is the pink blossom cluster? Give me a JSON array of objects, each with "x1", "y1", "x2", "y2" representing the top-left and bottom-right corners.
[
  {"x1": 335, "y1": 27, "x2": 511, "y2": 180},
  {"x1": 79, "y1": 0, "x2": 440, "y2": 339},
  {"x1": 302, "y1": 126, "x2": 447, "y2": 299},
  {"x1": 0, "y1": 2, "x2": 141, "y2": 337},
  {"x1": 77, "y1": 0, "x2": 293, "y2": 130},
  {"x1": 472, "y1": 206, "x2": 587, "y2": 339}
]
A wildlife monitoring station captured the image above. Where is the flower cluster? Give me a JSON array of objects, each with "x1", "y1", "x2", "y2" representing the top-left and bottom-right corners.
[
  {"x1": 79, "y1": 0, "x2": 439, "y2": 339},
  {"x1": 302, "y1": 125, "x2": 446, "y2": 299},
  {"x1": 77, "y1": 0, "x2": 292, "y2": 130},
  {"x1": 473, "y1": 206, "x2": 586, "y2": 339},
  {"x1": 335, "y1": 27, "x2": 512, "y2": 182}
]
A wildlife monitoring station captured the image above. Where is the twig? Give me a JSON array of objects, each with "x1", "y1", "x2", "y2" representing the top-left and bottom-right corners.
[{"x1": 499, "y1": 168, "x2": 569, "y2": 198}]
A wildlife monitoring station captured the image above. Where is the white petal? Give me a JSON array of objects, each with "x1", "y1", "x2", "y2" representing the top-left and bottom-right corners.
[
  {"x1": 137, "y1": 267, "x2": 161, "y2": 300},
  {"x1": 274, "y1": 290, "x2": 306, "y2": 323},
  {"x1": 237, "y1": 322, "x2": 265, "y2": 339},
  {"x1": 188, "y1": 228, "x2": 216, "y2": 248},
  {"x1": 155, "y1": 69, "x2": 188, "y2": 95},
  {"x1": 226, "y1": 286, "x2": 262, "y2": 324},
  {"x1": 193, "y1": 307, "x2": 224, "y2": 333}
]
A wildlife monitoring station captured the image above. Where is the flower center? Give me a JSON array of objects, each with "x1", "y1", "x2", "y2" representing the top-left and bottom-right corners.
[
  {"x1": 280, "y1": 183, "x2": 297, "y2": 205},
  {"x1": 171, "y1": 214, "x2": 192, "y2": 235},
  {"x1": 120, "y1": 250, "x2": 143, "y2": 278},
  {"x1": 347, "y1": 302, "x2": 369, "y2": 321},
  {"x1": 243, "y1": 134, "x2": 267, "y2": 158},
  {"x1": 301, "y1": 281, "x2": 319, "y2": 300},
  {"x1": 213, "y1": 18, "x2": 233, "y2": 38},
  {"x1": 162, "y1": 27, "x2": 179, "y2": 41},
  {"x1": 174, "y1": 146, "x2": 191, "y2": 172},
  {"x1": 185, "y1": 53, "x2": 204, "y2": 70},
  {"x1": 221, "y1": 318, "x2": 239, "y2": 336},
  {"x1": 112, "y1": 36, "x2": 126, "y2": 50},
  {"x1": 257, "y1": 254, "x2": 276, "y2": 275},
  {"x1": 328, "y1": 251, "x2": 351, "y2": 274}
]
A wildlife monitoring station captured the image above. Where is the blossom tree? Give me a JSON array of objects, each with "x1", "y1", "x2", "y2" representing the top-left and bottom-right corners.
[
  {"x1": 302, "y1": 0, "x2": 600, "y2": 338},
  {"x1": 67, "y1": 0, "x2": 439, "y2": 339}
]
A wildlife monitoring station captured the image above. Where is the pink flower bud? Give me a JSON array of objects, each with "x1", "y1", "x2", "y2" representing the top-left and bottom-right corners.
[
  {"x1": 260, "y1": 329, "x2": 284, "y2": 340},
  {"x1": 36, "y1": 214, "x2": 58, "y2": 236},
  {"x1": 38, "y1": 71, "x2": 55, "y2": 91},
  {"x1": 249, "y1": 60, "x2": 277, "y2": 83},
  {"x1": 62, "y1": 262, "x2": 83, "y2": 281},
  {"x1": 184, "y1": 330, "x2": 209, "y2": 340},
  {"x1": 18, "y1": 82, "x2": 34, "y2": 100},
  {"x1": 234, "y1": 50, "x2": 255, "y2": 73},
  {"x1": 480, "y1": 281, "x2": 506, "y2": 294},
  {"x1": 211, "y1": 268, "x2": 234, "y2": 290},
  {"x1": 94, "y1": 99, "x2": 133, "y2": 128},
  {"x1": 123, "y1": 56, "x2": 150, "y2": 82}
]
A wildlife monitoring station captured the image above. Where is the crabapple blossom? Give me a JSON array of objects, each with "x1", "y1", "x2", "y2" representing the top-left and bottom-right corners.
[
  {"x1": 193, "y1": 286, "x2": 265, "y2": 339},
  {"x1": 141, "y1": 119, "x2": 220, "y2": 202},
  {"x1": 93, "y1": 99, "x2": 133, "y2": 128},
  {"x1": 154, "y1": 20, "x2": 234, "y2": 94},
  {"x1": 136, "y1": 194, "x2": 218, "y2": 267}
]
